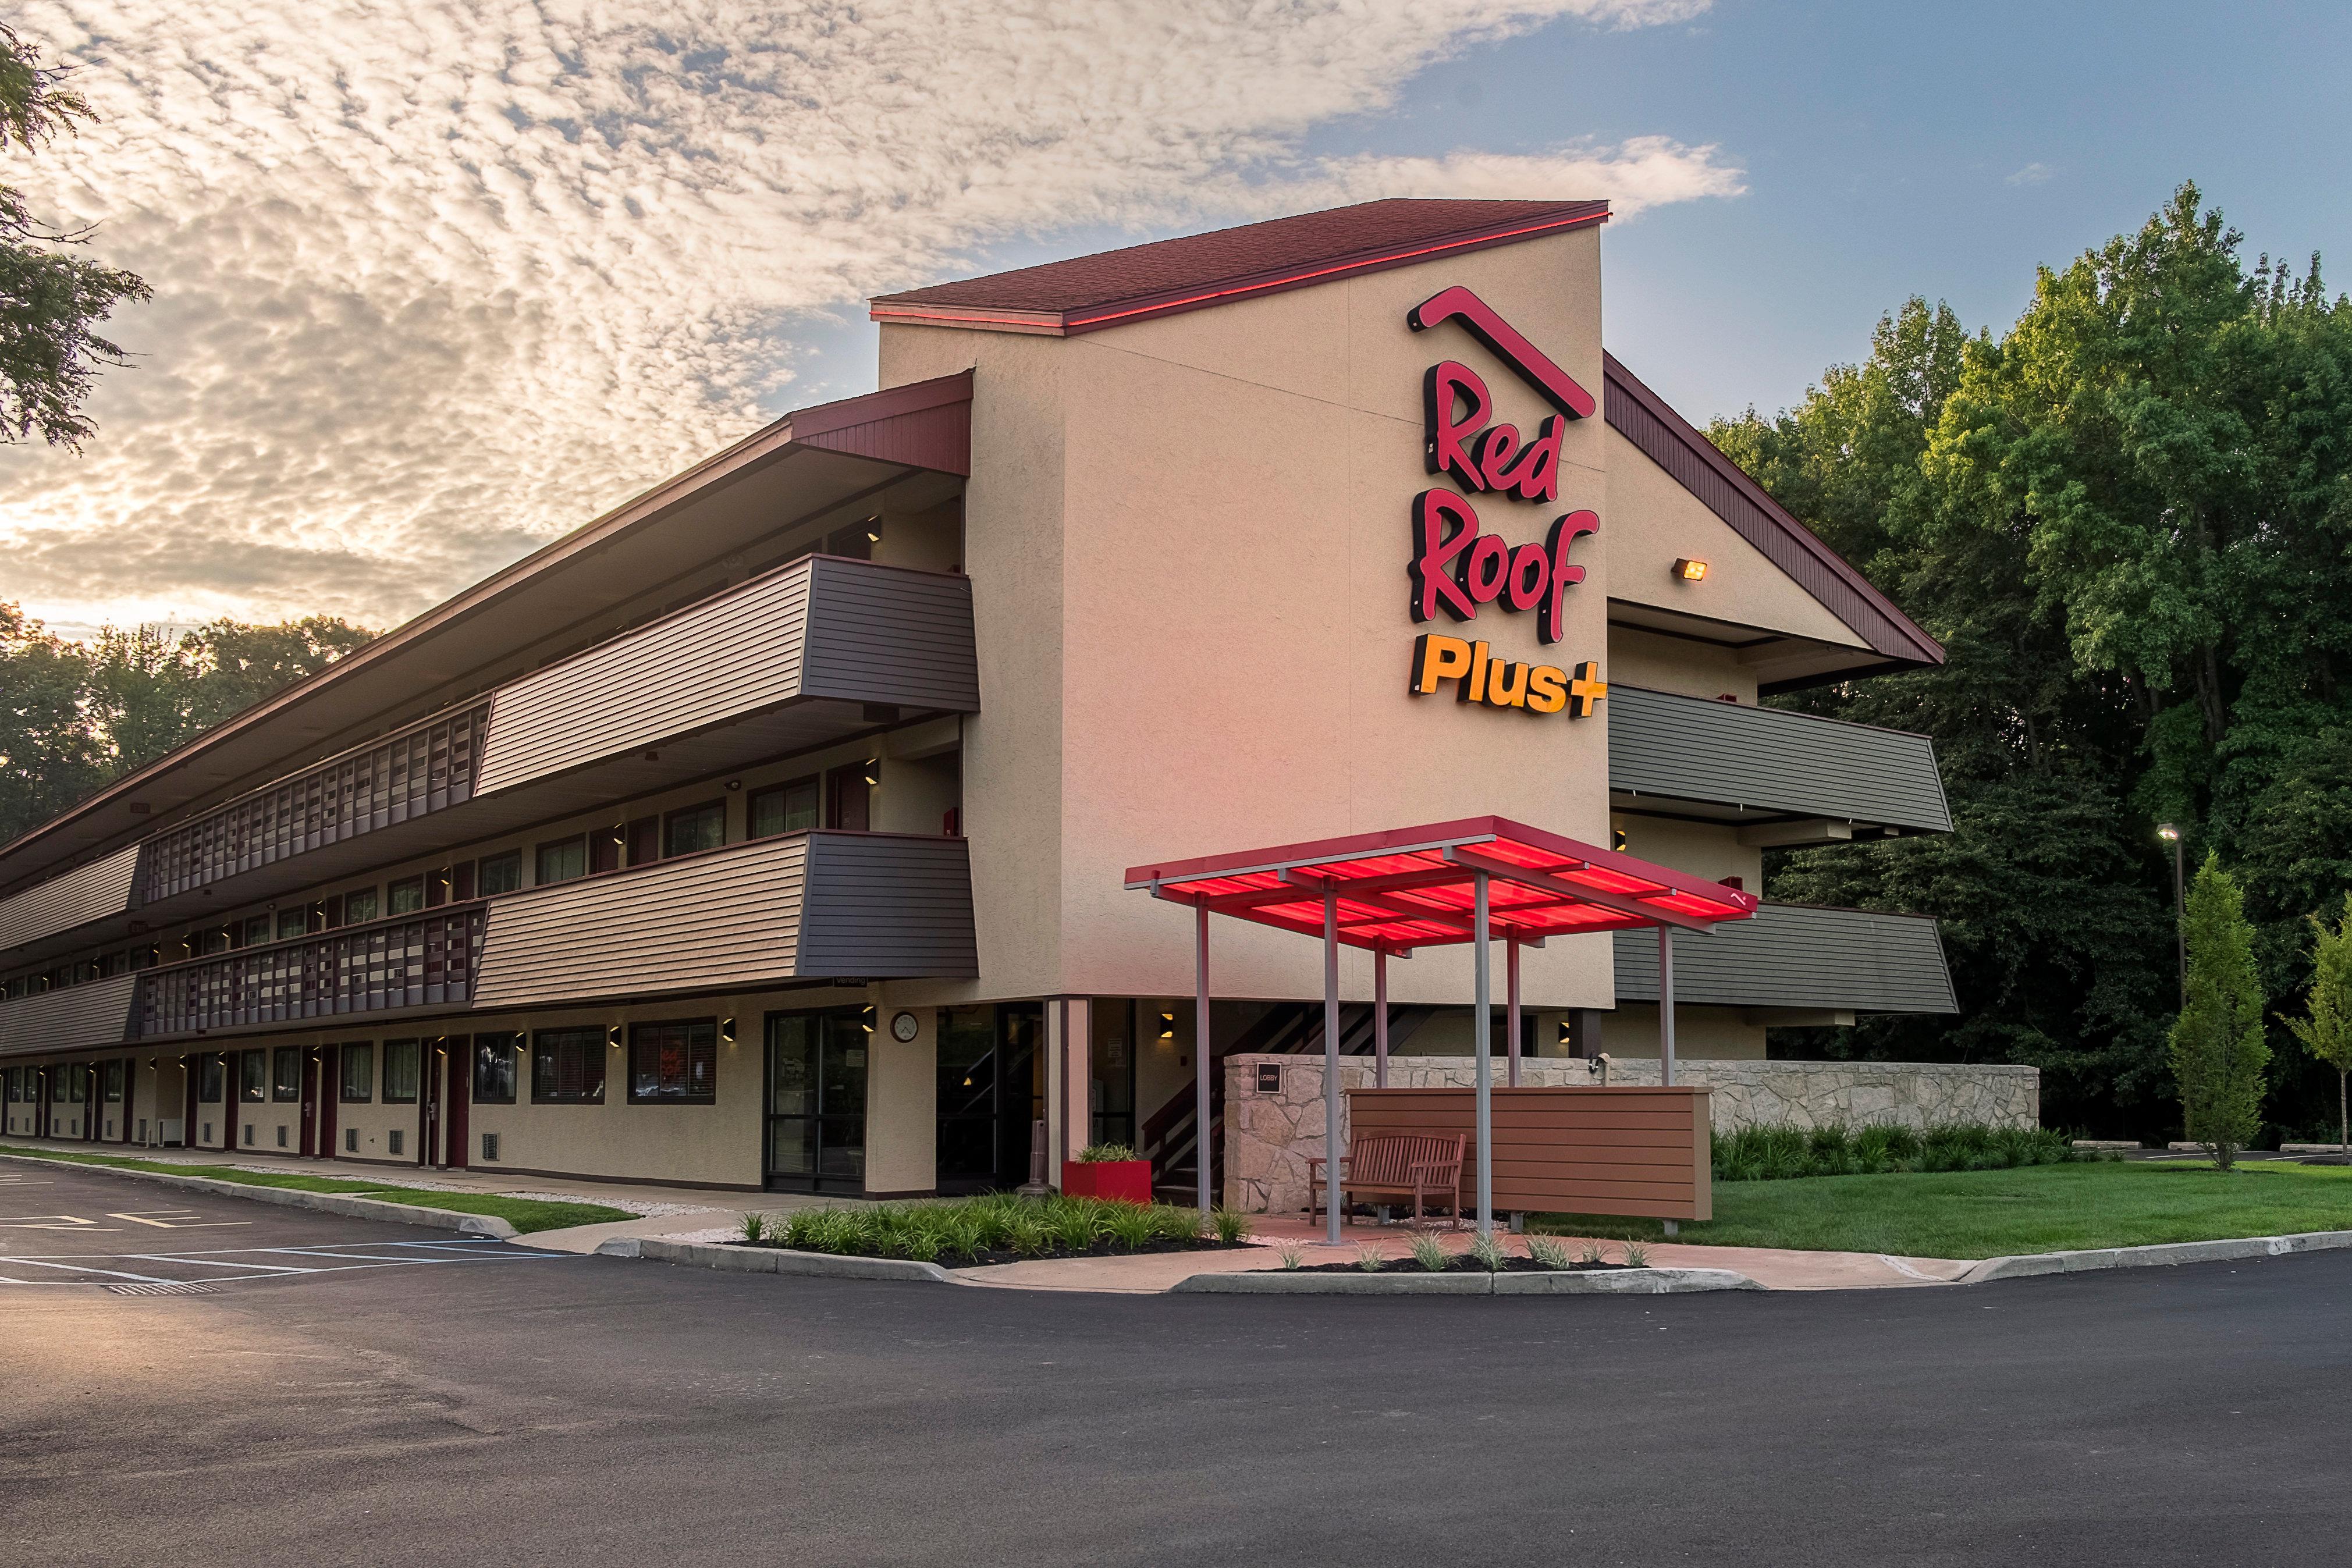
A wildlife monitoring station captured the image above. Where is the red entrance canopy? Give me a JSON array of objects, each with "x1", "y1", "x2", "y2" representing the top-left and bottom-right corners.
[{"x1": 1124, "y1": 815, "x2": 1757, "y2": 953}]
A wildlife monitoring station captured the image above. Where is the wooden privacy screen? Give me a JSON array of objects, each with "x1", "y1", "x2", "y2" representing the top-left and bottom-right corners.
[{"x1": 1348, "y1": 1086, "x2": 1712, "y2": 1222}]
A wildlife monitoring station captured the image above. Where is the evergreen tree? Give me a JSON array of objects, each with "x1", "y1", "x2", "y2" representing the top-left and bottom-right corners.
[
  {"x1": 2169, "y1": 852, "x2": 2269, "y2": 1168},
  {"x1": 2286, "y1": 897, "x2": 2352, "y2": 1154}
]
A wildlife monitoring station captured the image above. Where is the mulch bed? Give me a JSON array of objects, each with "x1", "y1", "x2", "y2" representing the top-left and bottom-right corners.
[
  {"x1": 1289, "y1": 1256, "x2": 1636, "y2": 1275},
  {"x1": 730, "y1": 1236, "x2": 1256, "y2": 1269}
]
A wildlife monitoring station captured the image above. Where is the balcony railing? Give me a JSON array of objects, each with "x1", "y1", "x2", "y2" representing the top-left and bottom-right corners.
[
  {"x1": 140, "y1": 703, "x2": 492, "y2": 904},
  {"x1": 1613, "y1": 901, "x2": 1956, "y2": 1014},
  {"x1": 135, "y1": 905, "x2": 487, "y2": 1038},
  {"x1": 1609, "y1": 685, "x2": 1950, "y2": 837}
]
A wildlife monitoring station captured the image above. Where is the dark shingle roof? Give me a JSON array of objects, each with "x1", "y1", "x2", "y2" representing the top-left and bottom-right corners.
[{"x1": 869, "y1": 198, "x2": 1609, "y2": 335}]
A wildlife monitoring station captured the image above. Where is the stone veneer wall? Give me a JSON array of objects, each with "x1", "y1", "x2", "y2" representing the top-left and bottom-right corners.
[{"x1": 1222, "y1": 1054, "x2": 2041, "y2": 1215}]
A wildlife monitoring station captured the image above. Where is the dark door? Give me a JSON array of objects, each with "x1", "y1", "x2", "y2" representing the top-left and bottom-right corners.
[
  {"x1": 182, "y1": 1059, "x2": 198, "y2": 1147},
  {"x1": 35, "y1": 1066, "x2": 49, "y2": 1139},
  {"x1": 420, "y1": 1043, "x2": 442, "y2": 1166},
  {"x1": 444, "y1": 1041, "x2": 470, "y2": 1171},
  {"x1": 764, "y1": 1010, "x2": 867, "y2": 1193},
  {"x1": 824, "y1": 763, "x2": 871, "y2": 831},
  {"x1": 317, "y1": 1047, "x2": 339, "y2": 1159},
  {"x1": 299, "y1": 1052, "x2": 319, "y2": 1157}
]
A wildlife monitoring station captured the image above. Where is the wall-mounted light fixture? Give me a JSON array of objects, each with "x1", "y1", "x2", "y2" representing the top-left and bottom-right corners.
[
  {"x1": 606, "y1": 1025, "x2": 623, "y2": 1051},
  {"x1": 1611, "y1": 828, "x2": 1628, "y2": 852},
  {"x1": 864, "y1": 514, "x2": 882, "y2": 544},
  {"x1": 1672, "y1": 557, "x2": 1708, "y2": 582},
  {"x1": 859, "y1": 1005, "x2": 877, "y2": 1035},
  {"x1": 725, "y1": 779, "x2": 742, "y2": 792},
  {"x1": 1158, "y1": 1011, "x2": 1177, "y2": 1040},
  {"x1": 720, "y1": 1017, "x2": 736, "y2": 1046},
  {"x1": 863, "y1": 761, "x2": 880, "y2": 787}
]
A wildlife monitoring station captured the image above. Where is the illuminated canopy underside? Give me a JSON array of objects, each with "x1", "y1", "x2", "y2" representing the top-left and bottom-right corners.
[{"x1": 1125, "y1": 815, "x2": 1757, "y2": 955}]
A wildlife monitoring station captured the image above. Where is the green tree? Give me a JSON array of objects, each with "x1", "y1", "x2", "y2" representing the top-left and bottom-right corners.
[
  {"x1": 1716, "y1": 183, "x2": 2352, "y2": 1141},
  {"x1": 2169, "y1": 852, "x2": 2269, "y2": 1168},
  {"x1": 0, "y1": 603, "x2": 104, "y2": 844},
  {"x1": 1, "y1": 21, "x2": 150, "y2": 447},
  {"x1": 2286, "y1": 897, "x2": 2352, "y2": 1154},
  {"x1": 0, "y1": 611, "x2": 375, "y2": 838}
]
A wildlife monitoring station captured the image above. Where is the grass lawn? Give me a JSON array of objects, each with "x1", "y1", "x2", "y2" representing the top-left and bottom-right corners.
[
  {"x1": 1535, "y1": 1158, "x2": 2352, "y2": 1259},
  {"x1": 0, "y1": 1143, "x2": 634, "y2": 1234}
]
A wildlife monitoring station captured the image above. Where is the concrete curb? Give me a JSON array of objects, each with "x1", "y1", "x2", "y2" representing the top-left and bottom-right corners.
[
  {"x1": 616, "y1": 1237, "x2": 960, "y2": 1283},
  {"x1": 1958, "y1": 1229, "x2": 2352, "y2": 1283},
  {"x1": 0, "y1": 1150, "x2": 517, "y2": 1238},
  {"x1": 1173, "y1": 1267, "x2": 1762, "y2": 1296}
]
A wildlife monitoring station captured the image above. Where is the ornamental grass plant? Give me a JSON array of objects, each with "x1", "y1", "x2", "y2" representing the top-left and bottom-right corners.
[{"x1": 769, "y1": 1192, "x2": 1219, "y2": 1265}]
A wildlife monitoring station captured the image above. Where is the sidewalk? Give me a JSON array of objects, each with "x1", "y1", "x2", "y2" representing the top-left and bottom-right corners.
[{"x1": 954, "y1": 1213, "x2": 1970, "y2": 1293}]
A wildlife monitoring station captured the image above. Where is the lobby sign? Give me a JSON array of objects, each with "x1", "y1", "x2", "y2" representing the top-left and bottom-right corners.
[{"x1": 1403, "y1": 286, "x2": 1604, "y2": 719}]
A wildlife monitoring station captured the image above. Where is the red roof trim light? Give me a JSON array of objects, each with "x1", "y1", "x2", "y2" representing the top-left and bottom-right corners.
[{"x1": 1125, "y1": 816, "x2": 1756, "y2": 954}]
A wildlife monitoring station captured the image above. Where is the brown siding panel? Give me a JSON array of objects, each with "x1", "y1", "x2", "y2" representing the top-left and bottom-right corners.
[
  {"x1": 797, "y1": 834, "x2": 979, "y2": 979},
  {"x1": 1350, "y1": 1085, "x2": 1712, "y2": 1221},
  {"x1": 475, "y1": 558, "x2": 979, "y2": 795},
  {"x1": 0, "y1": 845, "x2": 141, "y2": 952},
  {"x1": 470, "y1": 836, "x2": 813, "y2": 1008},
  {"x1": 0, "y1": 973, "x2": 137, "y2": 1058},
  {"x1": 1614, "y1": 901, "x2": 1957, "y2": 1014}
]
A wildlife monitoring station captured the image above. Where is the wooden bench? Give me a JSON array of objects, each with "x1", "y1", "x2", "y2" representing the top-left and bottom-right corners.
[{"x1": 1305, "y1": 1133, "x2": 1468, "y2": 1229}]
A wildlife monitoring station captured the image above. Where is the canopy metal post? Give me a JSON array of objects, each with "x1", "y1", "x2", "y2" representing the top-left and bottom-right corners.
[
  {"x1": 1473, "y1": 869, "x2": 1494, "y2": 1240},
  {"x1": 1323, "y1": 883, "x2": 1343, "y2": 1246},
  {"x1": 1505, "y1": 934, "x2": 1522, "y2": 1089},
  {"x1": 1658, "y1": 926, "x2": 1676, "y2": 1087},
  {"x1": 1195, "y1": 899, "x2": 1213, "y2": 1217},
  {"x1": 1373, "y1": 946, "x2": 1390, "y2": 1089}
]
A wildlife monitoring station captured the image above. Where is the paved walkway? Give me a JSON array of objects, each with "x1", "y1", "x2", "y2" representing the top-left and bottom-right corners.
[{"x1": 956, "y1": 1213, "x2": 1970, "y2": 1293}]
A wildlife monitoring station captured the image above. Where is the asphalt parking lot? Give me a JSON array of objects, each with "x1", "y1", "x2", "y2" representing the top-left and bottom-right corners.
[{"x1": 9, "y1": 1160, "x2": 2352, "y2": 1567}]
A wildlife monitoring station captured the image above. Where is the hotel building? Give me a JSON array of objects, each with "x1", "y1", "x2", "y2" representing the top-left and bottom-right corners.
[{"x1": 0, "y1": 199, "x2": 1956, "y2": 1199}]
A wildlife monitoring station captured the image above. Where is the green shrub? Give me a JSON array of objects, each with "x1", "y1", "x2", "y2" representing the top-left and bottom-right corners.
[
  {"x1": 1353, "y1": 1242, "x2": 1386, "y2": 1272},
  {"x1": 740, "y1": 1211, "x2": 768, "y2": 1243},
  {"x1": 1710, "y1": 1121, "x2": 2077, "y2": 1182},
  {"x1": 1467, "y1": 1232, "x2": 1508, "y2": 1272},
  {"x1": 1077, "y1": 1143, "x2": 1139, "y2": 1162},
  {"x1": 1409, "y1": 1232, "x2": 1451, "y2": 1272},
  {"x1": 1104, "y1": 1203, "x2": 1156, "y2": 1250},
  {"x1": 1210, "y1": 1207, "x2": 1253, "y2": 1245}
]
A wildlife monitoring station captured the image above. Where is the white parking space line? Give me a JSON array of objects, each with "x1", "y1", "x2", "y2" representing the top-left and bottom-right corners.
[
  {"x1": 0, "y1": 1236, "x2": 575, "y2": 1287},
  {"x1": 1, "y1": 1256, "x2": 183, "y2": 1284}
]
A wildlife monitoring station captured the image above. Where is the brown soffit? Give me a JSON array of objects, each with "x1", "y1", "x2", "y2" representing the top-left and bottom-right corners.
[
  {"x1": 1601, "y1": 351, "x2": 1945, "y2": 671},
  {"x1": 868, "y1": 198, "x2": 1611, "y2": 337},
  {"x1": 0, "y1": 372, "x2": 974, "y2": 887}
]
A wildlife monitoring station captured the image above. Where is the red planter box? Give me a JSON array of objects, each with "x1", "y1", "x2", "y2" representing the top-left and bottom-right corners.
[{"x1": 1062, "y1": 1158, "x2": 1153, "y2": 1204}]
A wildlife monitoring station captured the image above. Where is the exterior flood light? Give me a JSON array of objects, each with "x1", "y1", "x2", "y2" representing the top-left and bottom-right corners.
[
  {"x1": 1672, "y1": 557, "x2": 1708, "y2": 582},
  {"x1": 2156, "y1": 822, "x2": 2181, "y2": 842}
]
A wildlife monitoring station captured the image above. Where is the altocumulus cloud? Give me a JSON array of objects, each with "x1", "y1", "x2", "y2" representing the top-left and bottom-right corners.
[{"x1": 2, "y1": 0, "x2": 1740, "y2": 632}]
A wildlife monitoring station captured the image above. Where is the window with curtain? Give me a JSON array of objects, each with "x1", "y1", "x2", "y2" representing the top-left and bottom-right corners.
[
  {"x1": 749, "y1": 777, "x2": 820, "y2": 837},
  {"x1": 629, "y1": 1019, "x2": 717, "y2": 1104},
  {"x1": 472, "y1": 1033, "x2": 519, "y2": 1104},
  {"x1": 340, "y1": 1043, "x2": 374, "y2": 1103},
  {"x1": 382, "y1": 1039, "x2": 421, "y2": 1104},
  {"x1": 531, "y1": 1028, "x2": 605, "y2": 1104}
]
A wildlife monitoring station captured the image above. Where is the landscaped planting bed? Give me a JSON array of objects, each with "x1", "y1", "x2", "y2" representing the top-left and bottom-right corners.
[
  {"x1": 1711, "y1": 1122, "x2": 2085, "y2": 1182},
  {"x1": 736, "y1": 1192, "x2": 1256, "y2": 1267},
  {"x1": 1280, "y1": 1232, "x2": 1643, "y2": 1275}
]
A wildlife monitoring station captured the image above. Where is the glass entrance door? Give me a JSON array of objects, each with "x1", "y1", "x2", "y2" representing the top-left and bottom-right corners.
[
  {"x1": 765, "y1": 1010, "x2": 868, "y2": 1193},
  {"x1": 935, "y1": 1004, "x2": 1043, "y2": 1194}
]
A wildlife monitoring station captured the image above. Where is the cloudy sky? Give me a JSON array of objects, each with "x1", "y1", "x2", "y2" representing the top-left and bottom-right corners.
[{"x1": 5, "y1": 0, "x2": 2347, "y2": 638}]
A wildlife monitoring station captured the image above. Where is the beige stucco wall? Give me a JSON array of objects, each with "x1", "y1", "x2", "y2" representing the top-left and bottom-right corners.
[
  {"x1": 884, "y1": 229, "x2": 1621, "y2": 1016},
  {"x1": 1601, "y1": 425, "x2": 1867, "y2": 649}
]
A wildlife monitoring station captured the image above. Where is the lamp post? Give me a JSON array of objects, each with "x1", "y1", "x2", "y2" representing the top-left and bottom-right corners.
[{"x1": 2157, "y1": 823, "x2": 2186, "y2": 1007}]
